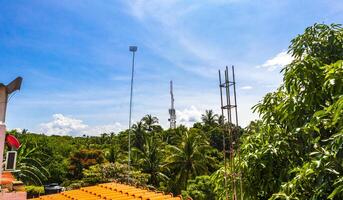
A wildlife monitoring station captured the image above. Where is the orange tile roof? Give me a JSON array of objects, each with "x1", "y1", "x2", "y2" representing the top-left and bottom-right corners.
[{"x1": 30, "y1": 182, "x2": 182, "y2": 200}]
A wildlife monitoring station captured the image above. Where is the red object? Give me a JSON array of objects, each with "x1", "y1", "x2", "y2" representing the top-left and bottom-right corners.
[
  {"x1": 5, "y1": 134, "x2": 21, "y2": 149},
  {"x1": 0, "y1": 171, "x2": 15, "y2": 184}
]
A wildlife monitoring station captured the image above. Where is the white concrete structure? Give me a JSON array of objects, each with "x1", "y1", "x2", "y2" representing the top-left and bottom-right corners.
[
  {"x1": 0, "y1": 77, "x2": 24, "y2": 198},
  {"x1": 0, "y1": 191, "x2": 26, "y2": 200},
  {"x1": 0, "y1": 86, "x2": 7, "y2": 123},
  {"x1": 0, "y1": 124, "x2": 5, "y2": 179}
]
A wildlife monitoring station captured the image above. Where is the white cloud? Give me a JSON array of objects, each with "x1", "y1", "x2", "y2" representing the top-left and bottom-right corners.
[
  {"x1": 176, "y1": 106, "x2": 202, "y2": 126},
  {"x1": 258, "y1": 51, "x2": 293, "y2": 71},
  {"x1": 241, "y1": 85, "x2": 253, "y2": 90},
  {"x1": 39, "y1": 114, "x2": 87, "y2": 136},
  {"x1": 39, "y1": 114, "x2": 123, "y2": 136},
  {"x1": 85, "y1": 122, "x2": 124, "y2": 136},
  {"x1": 12, "y1": 128, "x2": 23, "y2": 133}
]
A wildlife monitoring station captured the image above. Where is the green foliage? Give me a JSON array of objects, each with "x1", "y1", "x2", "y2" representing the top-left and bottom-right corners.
[
  {"x1": 165, "y1": 128, "x2": 213, "y2": 194},
  {"x1": 69, "y1": 149, "x2": 105, "y2": 179},
  {"x1": 63, "y1": 180, "x2": 85, "y2": 190},
  {"x1": 142, "y1": 114, "x2": 161, "y2": 133},
  {"x1": 82, "y1": 162, "x2": 149, "y2": 186},
  {"x1": 210, "y1": 166, "x2": 234, "y2": 200},
  {"x1": 201, "y1": 110, "x2": 219, "y2": 127},
  {"x1": 182, "y1": 175, "x2": 216, "y2": 200},
  {"x1": 46, "y1": 155, "x2": 68, "y2": 184},
  {"x1": 207, "y1": 127, "x2": 224, "y2": 151},
  {"x1": 239, "y1": 23, "x2": 343, "y2": 199},
  {"x1": 132, "y1": 137, "x2": 168, "y2": 186},
  {"x1": 105, "y1": 144, "x2": 122, "y2": 163},
  {"x1": 8, "y1": 112, "x2": 223, "y2": 196},
  {"x1": 15, "y1": 142, "x2": 50, "y2": 185},
  {"x1": 270, "y1": 95, "x2": 343, "y2": 200},
  {"x1": 25, "y1": 185, "x2": 44, "y2": 198},
  {"x1": 132, "y1": 121, "x2": 146, "y2": 151}
]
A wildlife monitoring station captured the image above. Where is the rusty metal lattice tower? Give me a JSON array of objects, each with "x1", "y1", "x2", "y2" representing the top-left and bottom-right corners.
[{"x1": 218, "y1": 66, "x2": 243, "y2": 200}]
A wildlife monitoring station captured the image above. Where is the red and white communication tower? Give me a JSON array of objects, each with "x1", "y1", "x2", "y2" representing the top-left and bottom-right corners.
[{"x1": 168, "y1": 80, "x2": 176, "y2": 129}]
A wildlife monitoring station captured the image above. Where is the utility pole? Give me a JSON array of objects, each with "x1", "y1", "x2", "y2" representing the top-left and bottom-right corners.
[{"x1": 168, "y1": 80, "x2": 176, "y2": 129}]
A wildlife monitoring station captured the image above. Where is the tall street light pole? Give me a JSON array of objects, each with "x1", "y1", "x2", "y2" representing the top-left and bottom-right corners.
[{"x1": 128, "y1": 46, "x2": 137, "y2": 182}]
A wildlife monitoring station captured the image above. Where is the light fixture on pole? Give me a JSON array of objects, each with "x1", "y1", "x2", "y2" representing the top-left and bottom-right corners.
[
  {"x1": 128, "y1": 46, "x2": 137, "y2": 182},
  {"x1": 0, "y1": 77, "x2": 23, "y2": 123}
]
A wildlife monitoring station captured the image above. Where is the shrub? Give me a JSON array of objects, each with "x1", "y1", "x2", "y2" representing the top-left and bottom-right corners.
[{"x1": 25, "y1": 185, "x2": 44, "y2": 198}]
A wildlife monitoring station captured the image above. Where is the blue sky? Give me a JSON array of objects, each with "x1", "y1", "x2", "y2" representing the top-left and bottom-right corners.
[{"x1": 1, "y1": 0, "x2": 342, "y2": 136}]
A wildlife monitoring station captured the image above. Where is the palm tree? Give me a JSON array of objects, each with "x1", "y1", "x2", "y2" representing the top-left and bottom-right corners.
[
  {"x1": 201, "y1": 110, "x2": 218, "y2": 127},
  {"x1": 142, "y1": 115, "x2": 159, "y2": 132},
  {"x1": 15, "y1": 142, "x2": 50, "y2": 185},
  {"x1": 106, "y1": 144, "x2": 122, "y2": 163},
  {"x1": 100, "y1": 133, "x2": 109, "y2": 144},
  {"x1": 217, "y1": 115, "x2": 225, "y2": 126},
  {"x1": 160, "y1": 125, "x2": 187, "y2": 145},
  {"x1": 133, "y1": 137, "x2": 168, "y2": 186},
  {"x1": 166, "y1": 129, "x2": 211, "y2": 193},
  {"x1": 132, "y1": 121, "x2": 146, "y2": 151}
]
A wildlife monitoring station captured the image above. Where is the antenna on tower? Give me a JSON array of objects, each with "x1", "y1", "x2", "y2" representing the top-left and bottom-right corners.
[{"x1": 168, "y1": 80, "x2": 176, "y2": 129}]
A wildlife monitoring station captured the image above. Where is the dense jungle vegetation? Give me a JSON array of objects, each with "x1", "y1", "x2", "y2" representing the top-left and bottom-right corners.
[{"x1": 7, "y1": 23, "x2": 343, "y2": 199}]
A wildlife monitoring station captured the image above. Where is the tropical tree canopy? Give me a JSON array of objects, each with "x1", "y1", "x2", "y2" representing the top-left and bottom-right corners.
[
  {"x1": 239, "y1": 23, "x2": 343, "y2": 199},
  {"x1": 166, "y1": 128, "x2": 212, "y2": 193}
]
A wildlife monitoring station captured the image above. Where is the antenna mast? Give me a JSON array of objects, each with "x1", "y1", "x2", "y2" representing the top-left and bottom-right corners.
[{"x1": 169, "y1": 80, "x2": 176, "y2": 129}]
